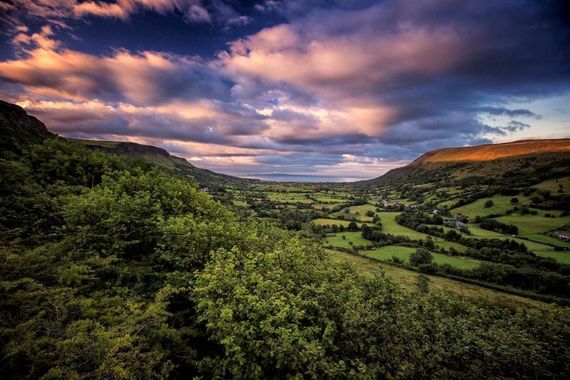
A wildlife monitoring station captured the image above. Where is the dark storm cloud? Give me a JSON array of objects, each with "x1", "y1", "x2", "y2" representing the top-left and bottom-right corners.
[
  {"x1": 475, "y1": 107, "x2": 541, "y2": 119},
  {"x1": 502, "y1": 121, "x2": 532, "y2": 133}
]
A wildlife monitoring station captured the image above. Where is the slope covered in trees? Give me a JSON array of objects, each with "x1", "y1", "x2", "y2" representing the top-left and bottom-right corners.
[
  {"x1": 72, "y1": 138, "x2": 257, "y2": 189},
  {"x1": 1, "y1": 101, "x2": 570, "y2": 378}
]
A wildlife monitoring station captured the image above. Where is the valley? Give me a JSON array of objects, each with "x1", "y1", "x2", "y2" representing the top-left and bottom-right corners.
[
  {"x1": 210, "y1": 141, "x2": 570, "y2": 303},
  {"x1": 1, "y1": 100, "x2": 569, "y2": 378}
]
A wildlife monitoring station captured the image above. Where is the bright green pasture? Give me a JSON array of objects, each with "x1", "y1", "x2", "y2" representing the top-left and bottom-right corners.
[
  {"x1": 312, "y1": 192, "x2": 351, "y2": 203},
  {"x1": 467, "y1": 225, "x2": 553, "y2": 252},
  {"x1": 452, "y1": 195, "x2": 531, "y2": 219},
  {"x1": 362, "y1": 246, "x2": 480, "y2": 270},
  {"x1": 331, "y1": 204, "x2": 378, "y2": 222},
  {"x1": 534, "y1": 250, "x2": 570, "y2": 265},
  {"x1": 266, "y1": 192, "x2": 314, "y2": 204},
  {"x1": 375, "y1": 212, "x2": 430, "y2": 240},
  {"x1": 496, "y1": 214, "x2": 570, "y2": 235},
  {"x1": 312, "y1": 218, "x2": 363, "y2": 227},
  {"x1": 373, "y1": 212, "x2": 470, "y2": 252},
  {"x1": 324, "y1": 232, "x2": 374, "y2": 249},
  {"x1": 521, "y1": 234, "x2": 570, "y2": 249},
  {"x1": 232, "y1": 199, "x2": 249, "y2": 207}
]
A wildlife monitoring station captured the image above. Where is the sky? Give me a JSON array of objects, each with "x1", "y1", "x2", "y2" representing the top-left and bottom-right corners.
[{"x1": 0, "y1": 0, "x2": 569, "y2": 181}]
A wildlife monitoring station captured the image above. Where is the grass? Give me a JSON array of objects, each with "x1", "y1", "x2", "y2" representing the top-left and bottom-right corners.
[
  {"x1": 266, "y1": 192, "x2": 314, "y2": 204},
  {"x1": 496, "y1": 213, "x2": 570, "y2": 235},
  {"x1": 467, "y1": 225, "x2": 553, "y2": 252},
  {"x1": 533, "y1": 176, "x2": 569, "y2": 195},
  {"x1": 375, "y1": 212, "x2": 431, "y2": 240},
  {"x1": 437, "y1": 240, "x2": 469, "y2": 253},
  {"x1": 534, "y1": 250, "x2": 570, "y2": 265},
  {"x1": 362, "y1": 245, "x2": 480, "y2": 270},
  {"x1": 327, "y1": 249, "x2": 547, "y2": 310},
  {"x1": 521, "y1": 234, "x2": 570, "y2": 249},
  {"x1": 494, "y1": 214, "x2": 570, "y2": 248},
  {"x1": 324, "y1": 232, "x2": 374, "y2": 249},
  {"x1": 330, "y1": 204, "x2": 378, "y2": 222},
  {"x1": 452, "y1": 194, "x2": 531, "y2": 219},
  {"x1": 232, "y1": 199, "x2": 249, "y2": 207},
  {"x1": 312, "y1": 218, "x2": 362, "y2": 227},
  {"x1": 312, "y1": 192, "x2": 351, "y2": 203}
]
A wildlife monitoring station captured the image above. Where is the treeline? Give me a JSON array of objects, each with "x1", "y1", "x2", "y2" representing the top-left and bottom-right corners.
[
  {"x1": 1, "y1": 135, "x2": 570, "y2": 377},
  {"x1": 479, "y1": 218, "x2": 519, "y2": 235}
]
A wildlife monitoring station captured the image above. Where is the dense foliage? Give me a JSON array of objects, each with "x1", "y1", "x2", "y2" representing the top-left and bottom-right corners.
[{"x1": 1, "y1": 137, "x2": 570, "y2": 378}]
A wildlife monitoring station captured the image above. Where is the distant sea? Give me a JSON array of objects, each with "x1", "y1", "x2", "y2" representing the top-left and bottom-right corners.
[{"x1": 243, "y1": 173, "x2": 368, "y2": 183}]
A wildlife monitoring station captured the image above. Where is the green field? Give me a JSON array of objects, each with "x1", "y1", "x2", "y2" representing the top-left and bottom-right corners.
[
  {"x1": 376, "y1": 212, "x2": 431, "y2": 240},
  {"x1": 313, "y1": 218, "x2": 362, "y2": 227},
  {"x1": 533, "y1": 177, "x2": 570, "y2": 195},
  {"x1": 452, "y1": 194, "x2": 531, "y2": 219},
  {"x1": 362, "y1": 245, "x2": 480, "y2": 270},
  {"x1": 331, "y1": 204, "x2": 378, "y2": 222},
  {"x1": 494, "y1": 214, "x2": 570, "y2": 249},
  {"x1": 312, "y1": 192, "x2": 351, "y2": 203},
  {"x1": 496, "y1": 213, "x2": 570, "y2": 234},
  {"x1": 266, "y1": 192, "x2": 314, "y2": 203},
  {"x1": 324, "y1": 231, "x2": 374, "y2": 249},
  {"x1": 327, "y1": 249, "x2": 547, "y2": 310},
  {"x1": 232, "y1": 199, "x2": 249, "y2": 207},
  {"x1": 521, "y1": 233, "x2": 570, "y2": 249},
  {"x1": 534, "y1": 250, "x2": 570, "y2": 265},
  {"x1": 467, "y1": 225, "x2": 554, "y2": 252}
]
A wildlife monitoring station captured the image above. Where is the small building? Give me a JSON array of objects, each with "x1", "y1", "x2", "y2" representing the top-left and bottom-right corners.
[{"x1": 552, "y1": 231, "x2": 570, "y2": 241}]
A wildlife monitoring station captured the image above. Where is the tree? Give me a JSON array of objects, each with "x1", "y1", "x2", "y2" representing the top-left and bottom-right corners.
[
  {"x1": 484, "y1": 199, "x2": 494, "y2": 208},
  {"x1": 410, "y1": 248, "x2": 433, "y2": 267},
  {"x1": 347, "y1": 221, "x2": 359, "y2": 232}
]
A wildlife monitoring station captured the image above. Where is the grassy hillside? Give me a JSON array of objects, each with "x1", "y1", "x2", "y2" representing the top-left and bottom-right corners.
[
  {"x1": 360, "y1": 139, "x2": 570, "y2": 187},
  {"x1": 412, "y1": 139, "x2": 570, "y2": 163}
]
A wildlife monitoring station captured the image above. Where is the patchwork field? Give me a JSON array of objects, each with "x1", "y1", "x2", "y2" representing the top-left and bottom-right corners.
[
  {"x1": 496, "y1": 213, "x2": 570, "y2": 235},
  {"x1": 362, "y1": 245, "x2": 480, "y2": 270},
  {"x1": 452, "y1": 194, "x2": 532, "y2": 219},
  {"x1": 231, "y1": 169, "x2": 570, "y2": 304},
  {"x1": 331, "y1": 204, "x2": 378, "y2": 222},
  {"x1": 327, "y1": 250, "x2": 546, "y2": 310},
  {"x1": 266, "y1": 192, "x2": 314, "y2": 203},
  {"x1": 313, "y1": 218, "x2": 362, "y2": 227}
]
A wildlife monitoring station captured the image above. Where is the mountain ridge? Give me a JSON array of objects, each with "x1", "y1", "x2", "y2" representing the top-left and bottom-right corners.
[
  {"x1": 2, "y1": 99, "x2": 569, "y2": 187},
  {"x1": 0, "y1": 100, "x2": 255, "y2": 188},
  {"x1": 409, "y1": 139, "x2": 570, "y2": 165}
]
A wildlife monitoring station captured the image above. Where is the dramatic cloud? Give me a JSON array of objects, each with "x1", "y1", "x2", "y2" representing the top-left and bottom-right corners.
[
  {"x1": 1, "y1": 0, "x2": 247, "y2": 30},
  {"x1": 0, "y1": 0, "x2": 568, "y2": 180},
  {"x1": 1, "y1": 30, "x2": 233, "y2": 105}
]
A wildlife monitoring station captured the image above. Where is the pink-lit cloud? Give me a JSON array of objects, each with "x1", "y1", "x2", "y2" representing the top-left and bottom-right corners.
[{"x1": 0, "y1": 0, "x2": 568, "y2": 180}]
